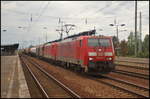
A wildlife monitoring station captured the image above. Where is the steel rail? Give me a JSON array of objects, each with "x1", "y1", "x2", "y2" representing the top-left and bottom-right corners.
[
  {"x1": 24, "y1": 55, "x2": 81, "y2": 98},
  {"x1": 113, "y1": 70, "x2": 149, "y2": 80},
  {"x1": 115, "y1": 60, "x2": 149, "y2": 64},
  {"x1": 115, "y1": 64, "x2": 149, "y2": 70},
  {"x1": 90, "y1": 77, "x2": 149, "y2": 98},
  {"x1": 102, "y1": 74, "x2": 149, "y2": 91},
  {"x1": 20, "y1": 56, "x2": 49, "y2": 98}
]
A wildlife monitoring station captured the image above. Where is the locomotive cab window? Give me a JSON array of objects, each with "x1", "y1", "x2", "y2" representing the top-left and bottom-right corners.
[{"x1": 88, "y1": 38, "x2": 111, "y2": 47}]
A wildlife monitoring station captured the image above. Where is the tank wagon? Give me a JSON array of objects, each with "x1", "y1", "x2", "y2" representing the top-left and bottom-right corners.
[{"x1": 26, "y1": 30, "x2": 115, "y2": 73}]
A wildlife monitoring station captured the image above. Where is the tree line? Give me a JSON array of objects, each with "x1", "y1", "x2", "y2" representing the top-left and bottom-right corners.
[{"x1": 112, "y1": 32, "x2": 149, "y2": 58}]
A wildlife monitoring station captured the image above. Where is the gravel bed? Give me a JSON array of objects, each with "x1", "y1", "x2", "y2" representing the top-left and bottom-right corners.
[
  {"x1": 28, "y1": 56, "x2": 139, "y2": 98},
  {"x1": 98, "y1": 78, "x2": 149, "y2": 97},
  {"x1": 108, "y1": 72, "x2": 149, "y2": 88},
  {"x1": 116, "y1": 65, "x2": 149, "y2": 75}
]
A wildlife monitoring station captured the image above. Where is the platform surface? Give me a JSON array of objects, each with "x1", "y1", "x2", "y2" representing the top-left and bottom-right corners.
[{"x1": 1, "y1": 55, "x2": 30, "y2": 98}]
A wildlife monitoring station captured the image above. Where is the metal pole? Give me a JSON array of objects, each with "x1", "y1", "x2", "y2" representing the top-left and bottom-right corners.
[
  {"x1": 135, "y1": 1, "x2": 137, "y2": 56},
  {"x1": 65, "y1": 26, "x2": 68, "y2": 36},
  {"x1": 115, "y1": 19, "x2": 119, "y2": 56},
  {"x1": 116, "y1": 25, "x2": 119, "y2": 56},
  {"x1": 43, "y1": 27, "x2": 47, "y2": 43},
  {"x1": 139, "y1": 11, "x2": 142, "y2": 52},
  {"x1": 39, "y1": 37, "x2": 40, "y2": 45},
  {"x1": 46, "y1": 32, "x2": 47, "y2": 42},
  {"x1": 116, "y1": 25, "x2": 119, "y2": 42},
  {"x1": 61, "y1": 22, "x2": 63, "y2": 40}
]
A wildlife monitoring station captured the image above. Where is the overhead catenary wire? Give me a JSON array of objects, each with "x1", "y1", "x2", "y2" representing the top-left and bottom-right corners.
[
  {"x1": 31, "y1": 1, "x2": 50, "y2": 28},
  {"x1": 19, "y1": 2, "x2": 43, "y2": 47},
  {"x1": 2, "y1": 1, "x2": 148, "y2": 36},
  {"x1": 2, "y1": 1, "x2": 148, "y2": 21},
  {"x1": 4, "y1": 7, "x2": 148, "y2": 21},
  {"x1": 25, "y1": 1, "x2": 50, "y2": 35},
  {"x1": 26, "y1": 1, "x2": 50, "y2": 46},
  {"x1": 3, "y1": 7, "x2": 116, "y2": 20},
  {"x1": 26, "y1": 1, "x2": 45, "y2": 45}
]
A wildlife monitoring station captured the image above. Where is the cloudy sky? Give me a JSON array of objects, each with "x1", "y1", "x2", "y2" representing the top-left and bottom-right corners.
[{"x1": 1, "y1": 1, "x2": 149, "y2": 48}]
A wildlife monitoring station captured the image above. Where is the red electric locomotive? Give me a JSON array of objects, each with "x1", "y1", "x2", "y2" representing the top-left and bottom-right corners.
[{"x1": 55, "y1": 30, "x2": 115, "y2": 73}]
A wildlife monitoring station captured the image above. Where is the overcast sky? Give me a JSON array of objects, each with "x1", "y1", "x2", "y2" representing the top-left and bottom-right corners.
[{"x1": 1, "y1": 1, "x2": 149, "y2": 48}]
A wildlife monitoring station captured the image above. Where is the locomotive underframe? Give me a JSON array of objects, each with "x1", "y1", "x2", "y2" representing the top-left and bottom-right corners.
[{"x1": 88, "y1": 61, "x2": 115, "y2": 73}]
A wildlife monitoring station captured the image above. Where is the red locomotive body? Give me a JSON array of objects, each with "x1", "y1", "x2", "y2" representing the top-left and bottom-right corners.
[
  {"x1": 55, "y1": 35, "x2": 115, "y2": 73},
  {"x1": 43, "y1": 42, "x2": 57, "y2": 60}
]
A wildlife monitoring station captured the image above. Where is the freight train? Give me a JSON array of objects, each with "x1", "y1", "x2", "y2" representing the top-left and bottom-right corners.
[{"x1": 24, "y1": 30, "x2": 115, "y2": 73}]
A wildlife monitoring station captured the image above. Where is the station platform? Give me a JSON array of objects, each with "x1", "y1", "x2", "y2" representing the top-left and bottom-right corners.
[{"x1": 1, "y1": 54, "x2": 30, "y2": 98}]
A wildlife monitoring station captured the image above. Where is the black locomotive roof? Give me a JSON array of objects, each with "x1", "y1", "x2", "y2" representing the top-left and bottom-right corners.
[
  {"x1": 45, "y1": 29, "x2": 96, "y2": 44},
  {"x1": 45, "y1": 39, "x2": 62, "y2": 44},
  {"x1": 64, "y1": 29, "x2": 96, "y2": 40}
]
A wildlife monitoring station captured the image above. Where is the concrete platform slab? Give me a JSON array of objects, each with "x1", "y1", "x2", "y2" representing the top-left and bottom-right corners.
[{"x1": 1, "y1": 55, "x2": 30, "y2": 98}]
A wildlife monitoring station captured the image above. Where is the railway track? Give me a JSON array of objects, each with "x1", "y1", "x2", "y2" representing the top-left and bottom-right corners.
[
  {"x1": 89, "y1": 74, "x2": 149, "y2": 98},
  {"x1": 115, "y1": 57, "x2": 149, "y2": 64},
  {"x1": 115, "y1": 59, "x2": 149, "y2": 71},
  {"x1": 113, "y1": 69, "x2": 149, "y2": 80},
  {"x1": 21, "y1": 54, "x2": 149, "y2": 98},
  {"x1": 115, "y1": 60, "x2": 149, "y2": 65},
  {"x1": 20, "y1": 55, "x2": 80, "y2": 98},
  {"x1": 114, "y1": 63, "x2": 149, "y2": 80},
  {"x1": 115, "y1": 63, "x2": 149, "y2": 70},
  {"x1": 115, "y1": 57, "x2": 149, "y2": 77},
  {"x1": 20, "y1": 56, "x2": 49, "y2": 98}
]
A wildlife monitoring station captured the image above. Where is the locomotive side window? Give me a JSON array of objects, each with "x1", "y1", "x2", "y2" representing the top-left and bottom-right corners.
[{"x1": 88, "y1": 38, "x2": 111, "y2": 47}]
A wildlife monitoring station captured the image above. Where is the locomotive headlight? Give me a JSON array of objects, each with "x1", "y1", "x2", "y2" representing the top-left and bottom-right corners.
[
  {"x1": 88, "y1": 52, "x2": 97, "y2": 56},
  {"x1": 89, "y1": 57, "x2": 93, "y2": 60},
  {"x1": 104, "y1": 52, "x2": 113, "y2": 56},
  {"x1": 106, "y1": 57, "x2": 112, "y2": 60}
]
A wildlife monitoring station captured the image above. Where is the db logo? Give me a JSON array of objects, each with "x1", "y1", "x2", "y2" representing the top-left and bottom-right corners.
[{"x1": 98, "y1": 49, "x2": 102, "y2": 51}]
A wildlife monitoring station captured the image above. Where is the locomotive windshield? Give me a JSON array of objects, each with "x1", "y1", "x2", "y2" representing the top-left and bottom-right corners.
[{"x1": 88, "y1": 38, "x2": 111, "y2": 47}]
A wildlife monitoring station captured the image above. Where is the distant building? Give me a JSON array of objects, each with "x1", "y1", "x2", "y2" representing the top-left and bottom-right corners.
[{"x1": 1, "y1": 43, "x2": 19, "y2": 56}]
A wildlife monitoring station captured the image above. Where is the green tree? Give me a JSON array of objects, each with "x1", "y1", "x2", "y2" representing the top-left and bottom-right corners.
[
  {"x1": 142, "y1": 34, "x2": 149, "y2": 57},
  {"x1": 137, "y1": 34, "x2": 149, "y2": 58},
  {"x1": 119, "y1": 40, "x2": 128, "y2": 56},
  {"x1": 112, "y1": 36, "x2": 118, "y2": 55},
  {"x1": 127, "y1": 31, "x2": 135, "y2": 56}
]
